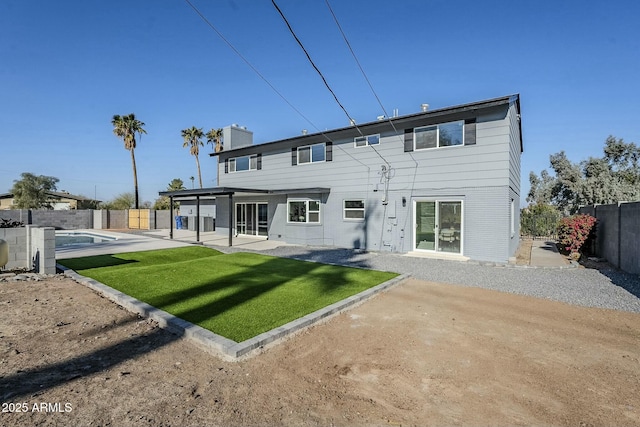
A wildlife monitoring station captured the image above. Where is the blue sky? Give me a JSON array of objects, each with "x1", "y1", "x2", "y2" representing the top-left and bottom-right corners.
[{"x1": 1, "y1": 0, "x2": 639, "y2": 205}]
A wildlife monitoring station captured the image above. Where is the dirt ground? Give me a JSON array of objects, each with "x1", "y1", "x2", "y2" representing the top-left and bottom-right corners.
[{"x1": 1, "y1": 275, "x2": 640, "y2": 427}]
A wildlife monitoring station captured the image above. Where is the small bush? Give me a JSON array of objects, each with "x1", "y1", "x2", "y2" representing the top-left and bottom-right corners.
[
  {"x1": 0, "y1": 218, "x2": 24, "y2": 228},
  {"x1": 557, "y1": 214, "x2": 596, "y2": 254}
]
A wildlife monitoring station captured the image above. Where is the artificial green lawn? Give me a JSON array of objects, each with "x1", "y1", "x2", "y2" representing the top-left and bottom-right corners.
[{"x1": 59, "y1": 247, "x2": 398, "y2": 342}]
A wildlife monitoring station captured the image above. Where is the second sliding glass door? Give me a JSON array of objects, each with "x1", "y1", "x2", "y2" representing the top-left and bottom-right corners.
[{"x1": 414, "y1": 200, "x2": 462, "y2": 254}]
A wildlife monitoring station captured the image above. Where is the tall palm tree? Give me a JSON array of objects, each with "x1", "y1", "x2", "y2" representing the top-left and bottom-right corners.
[
  {"x1": 111, "y1": 113, "x2": 147, "y2": 209},
  {"x1": 181, "y1": 126, "x2": 205, "y2": 188}
]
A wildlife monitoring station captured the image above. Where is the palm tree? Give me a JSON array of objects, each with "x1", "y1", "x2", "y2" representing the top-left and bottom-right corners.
[
  {"x1": 181, "y1": 126, "x2": 205, "y2": 188},
  {"x1": 111, "y1": 113, "x2": 147, "y2": 209},
  {"x1": 206, "y1": 128, "x2": 223, "y2": 153},
  {"x1": 206, "y1": 128, "x2": 223, "y2": 187}
]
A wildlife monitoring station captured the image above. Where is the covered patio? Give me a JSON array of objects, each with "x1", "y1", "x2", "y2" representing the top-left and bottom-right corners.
[{"x1": 159, "y1": 186, "x2": 329, "y2": 247}]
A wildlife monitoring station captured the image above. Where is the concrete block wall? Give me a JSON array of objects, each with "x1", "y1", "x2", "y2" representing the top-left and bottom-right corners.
[
  {"x1": 0, "y1": 228, "x2": 27, "y2": 270},
  {"x1": 580, "y1": 202, "x2": 640, "y2": 275},
  {"x1": 28, "y1": 226, "x2": 56, "y2": 274},
  {"x1": 31, "y1": 210, "x2": 93, "y2": 229},
  {"x1": 0, "y1": 226, "x2": 55, "y2": 273},
  {"x1": 620, "y1": 202, "x2": 640, "y2": 275}
]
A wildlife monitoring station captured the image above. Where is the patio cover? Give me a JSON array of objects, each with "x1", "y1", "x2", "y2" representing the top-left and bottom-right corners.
[{"x1": 159, "y1": 186, "x2": 330, "y2": 245}]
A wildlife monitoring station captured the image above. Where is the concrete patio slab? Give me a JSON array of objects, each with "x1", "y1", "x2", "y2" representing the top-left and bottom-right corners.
[{"x1": 55, "y1": 229, "x2": 192, "y2": 259}]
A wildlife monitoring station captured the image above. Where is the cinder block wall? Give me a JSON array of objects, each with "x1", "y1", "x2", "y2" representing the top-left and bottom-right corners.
[
  {"x1": 0, "y1": 228, "x2": 27, "y2": 270},
  {"x1": 620, "y1": 202, "x2": 640, "y2": 275},
  {"x1": 0, "y1": 226, "x2": 55, "y2": 273},
  {"x1": 28, "y1": 226, "x2": 56, "y2": 274},
  {"x1": 580, "y1": 202, "x2": 640, "y2": 275},
  {"x1": 107, "y1": 210, "x2": 128, "y2": 229},
  {"x1": 31, "y1": 210, "x2": 93, "y2": 229}
]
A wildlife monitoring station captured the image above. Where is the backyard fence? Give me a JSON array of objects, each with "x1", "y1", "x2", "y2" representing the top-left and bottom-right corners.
[{"x1": 579, "y1": 202, "x2": 640, "y2": 275}]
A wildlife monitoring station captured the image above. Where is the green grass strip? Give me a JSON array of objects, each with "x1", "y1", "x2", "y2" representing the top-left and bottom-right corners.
[{"x1": 59, "y1": 247, "x2": 398, "y2": 342}]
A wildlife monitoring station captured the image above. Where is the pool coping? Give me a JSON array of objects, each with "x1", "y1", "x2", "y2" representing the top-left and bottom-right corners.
[{"x1": 57, "y1": 263, "x2": 409, "y2": 361}]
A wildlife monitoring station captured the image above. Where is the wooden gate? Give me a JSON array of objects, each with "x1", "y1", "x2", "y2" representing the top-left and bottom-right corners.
[{"x1": 128, "y1": 209, "x2": 150, "y2": 230}]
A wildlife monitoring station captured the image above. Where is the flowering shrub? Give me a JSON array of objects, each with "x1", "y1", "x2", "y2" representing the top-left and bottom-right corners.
[{"x1": 557, "y1": 214, "x2": 597, "y2": 254}]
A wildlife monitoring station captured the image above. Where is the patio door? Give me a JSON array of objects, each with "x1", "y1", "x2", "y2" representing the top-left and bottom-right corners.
[
  {"x1": 235, "y1": 203, "x2": 268, "y2": 237},
  {"x1": 414, "y1": 200, "x2": 462, "y2": 254}
]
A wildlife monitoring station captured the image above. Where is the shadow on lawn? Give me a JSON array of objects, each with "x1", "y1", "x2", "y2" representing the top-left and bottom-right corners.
[
  {"x1": 58, "y1": 254, "x2": 138, "y2": 270},
  {"x1": 149, "y1": 253, "x2": 372, "y2": 338}
]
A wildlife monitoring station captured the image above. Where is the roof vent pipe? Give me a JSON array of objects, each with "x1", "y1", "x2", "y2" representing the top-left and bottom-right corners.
[
  {"x1": 301, "y1": 129, "x2": 308, "y2": 135},
  {"x1": 421, "y1": 103, "x2": 429, "y2": 112}
]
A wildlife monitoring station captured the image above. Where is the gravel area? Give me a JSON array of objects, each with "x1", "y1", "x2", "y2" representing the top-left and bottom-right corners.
[{"x1": 216, "y1": 244, "x2": 640, "y2": 313}]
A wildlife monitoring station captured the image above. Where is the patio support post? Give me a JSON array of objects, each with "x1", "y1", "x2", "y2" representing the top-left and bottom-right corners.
[
  {"x1": 196, "y1": 195, "x2": 200, "y2": 243},
  {"x1": 228, "y1": 193, "x2": 233, "y2": 247},
  {"x1": 169, "y1": 196, "x2": 174, "y2": 240}
]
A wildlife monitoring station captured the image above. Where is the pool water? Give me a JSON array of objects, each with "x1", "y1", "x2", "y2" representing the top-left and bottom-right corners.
[{"x1": 55, "y1": 232, "x2": 117, "y2": 247}]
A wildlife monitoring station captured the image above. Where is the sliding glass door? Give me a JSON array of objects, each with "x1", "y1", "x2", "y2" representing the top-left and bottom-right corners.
[
  {"x1": 414, "y1": 200, "x2": 462, "y2": 254},
  {"x1": 235, "y1": 203, "x2": 268, "y2": 237}
]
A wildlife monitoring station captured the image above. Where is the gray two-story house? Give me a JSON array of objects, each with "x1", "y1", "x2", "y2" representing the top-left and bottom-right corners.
[{"x1": 164, "y1": 94, "x2": 522, "y2": 263}]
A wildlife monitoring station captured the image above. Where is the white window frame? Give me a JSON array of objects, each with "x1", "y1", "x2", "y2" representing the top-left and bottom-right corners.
[
  {"x1": 287, "y1": 199, "x2": 321, "y2": 223},
  {"x1": 229, "y1": 154, "x2": 258, "y2": 173},
  {"x1": 354, "y1": 134, "x2": 380, "y2": 148},
  {"x1": 343, "y1": 199, "x2": 365, "y2": 220},
  {"x1": 414, "y1": 120, "x2": 464, "y2": 150},
  {"x1": 297, "y1": 143, "x2": 326, "y2": 164}
]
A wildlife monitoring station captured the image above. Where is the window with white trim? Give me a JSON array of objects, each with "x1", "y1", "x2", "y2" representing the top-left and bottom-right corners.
[
  {"x1": 343, "y1": 200, "x2": 365, "y2": 220},
  {"x1": 354, "y1": 134, "x2": 380, "y2": 147},
  {"x1": 288, "y1": 200, "x2": 320, "y2": 223},
  {"x1": 298, "y1": 143, "x2": 325, "y2": 164},
  {"x1": 414, "y1": 120, "x2": 464, "y2": 150},
  {"x1": 229, "y1": 154, "x2": 258, "y2": 173}
]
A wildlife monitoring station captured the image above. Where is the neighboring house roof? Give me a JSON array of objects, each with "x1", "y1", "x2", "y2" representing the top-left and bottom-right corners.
[
  {"x1": 0, "y1": 191, "x2": 98, "y2": 204},
  {"x1": 210, "y1": 94, "x2": 522, "y2": 158}
]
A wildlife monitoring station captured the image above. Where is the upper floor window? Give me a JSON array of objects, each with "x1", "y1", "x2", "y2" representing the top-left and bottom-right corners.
[
  {"x1": 354, "y1": 134, "x2": 380, "y2": 148},
  {"x1": 225, "y1": 153, "x2": 261, "y2": 173},
  {"x1": 414, "y1": 120, "x2": 464, "y2": 150},
  {"x1": 298, "y1": 143, "x2": 325, "y2": 164},
  {"x1": 292, "y1": 142, "x2": 332, "y2": 165}
]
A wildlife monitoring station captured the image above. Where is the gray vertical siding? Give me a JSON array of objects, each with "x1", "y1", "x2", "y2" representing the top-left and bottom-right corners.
[{"x1": 215, "y1": 99, "x2": 521, "y2": 263}]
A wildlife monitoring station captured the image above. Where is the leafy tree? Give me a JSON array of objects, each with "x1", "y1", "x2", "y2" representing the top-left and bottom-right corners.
[
  {"x1": 11, "y1": 172, "x2": 59, "y2": 209},
  {"x1": 153, "y1": 179, "x2": 186, "y2": 210},
  {"x1": 528, "y1": 136, "x2": 640, "y2": 214},
  {"x1": 520, "y1": 203, "x2": 561, "y2": 238},
  {"x1": 112, "y1": 113, "x2": 147, "y2": 209},
  {"x1": 182, "y1": 126, "x2": 205, "y2": 189},
  {"x1": 101, "y1": 192, "x2": 135, "y2": 210}
]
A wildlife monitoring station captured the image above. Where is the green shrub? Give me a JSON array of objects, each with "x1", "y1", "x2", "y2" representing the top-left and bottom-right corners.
[{"x1": 557, "y1": 214, "x2": 596, "y2": 254}]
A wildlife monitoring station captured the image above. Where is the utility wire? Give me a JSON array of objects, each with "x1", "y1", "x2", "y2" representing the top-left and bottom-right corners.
[
  {"x1": 271, "y1": 0, "x2": 357, "y2": 130},
  {"x1": 182, "y1": 0, "x2": 370, "y2": 170},
  {"x1": 271, "y1": 0, "x2": 392, "y2": 167}
]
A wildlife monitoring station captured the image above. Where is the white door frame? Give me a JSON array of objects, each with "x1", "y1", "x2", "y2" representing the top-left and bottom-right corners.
[{"x1": 413, "y1": 198, "x2": 464, "y2": 254}]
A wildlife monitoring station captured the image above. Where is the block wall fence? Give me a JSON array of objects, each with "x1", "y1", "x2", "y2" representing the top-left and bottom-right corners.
[{"x1": 579, "y1": 201, "x2": 640, "y2": 275}]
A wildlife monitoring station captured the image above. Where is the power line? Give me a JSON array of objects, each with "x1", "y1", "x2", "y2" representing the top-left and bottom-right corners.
[
  {"x1": 271, "y1": 0, "x2": 357, "y2": 129},
  {"x1": 271, "y1": 0, "x2": 392, "y2": 167},
  {"x1": 182, "y1": 0, "x2": 371, "y2": 170}
]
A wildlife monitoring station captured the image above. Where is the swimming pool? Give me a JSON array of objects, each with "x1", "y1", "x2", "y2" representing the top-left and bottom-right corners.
[{"x1": 55, "y1": 231, "x2": 118, "y2": 247}]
